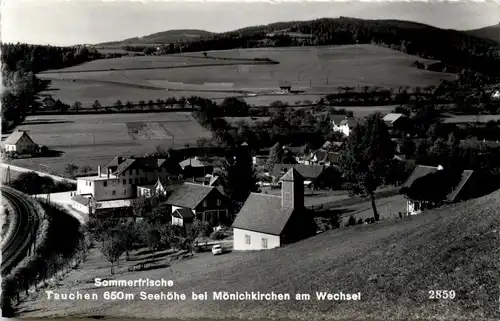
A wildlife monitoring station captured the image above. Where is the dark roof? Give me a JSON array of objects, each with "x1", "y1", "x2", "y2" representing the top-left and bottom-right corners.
[
  {"x1": 174, "y1": 208, "x2": 194, "y2": 219},
  {"x1": 102, "y1": 156, "x2": 169, "y2": 176},
  {"x1": 71, "y1": 195, "x2": 91, "y2": 206},
  {"x1": 232, "y1": 193, "x2": 294, "y2": 235},
  {"x1": 272, "y1": 164, "x2": 325, "y2": 180},
  {"x1": 331, "y1": 115, "x2": 348, "y2": 125},
  {"x1": 4, "y1": 131, "x2": 33, "y2": 145},
  {"x1": 279, "y1": 81, "x2": 292, "y2": 88},
  {"x1": 280, "y1": 168, "x2": 303, "y2": 182},
  {"x1": 166, "y1": 183, "x2": 215, "y2": 209},
  {"x1": 401, "y1": 165, "x2": 474, "y2": 202},
  {"x1": 340, "y1": 118, "x2": 361, "y2": 127}
]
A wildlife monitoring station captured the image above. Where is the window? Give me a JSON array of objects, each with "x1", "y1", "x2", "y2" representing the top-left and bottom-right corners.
[
  {"x1": 123, "y1": 179, "x2": 127, "y2": 185},
  {"x1": 140, "y1": 177, "x2": 145, "y2": 184},
  {"x1": 202, "y1": 200, "x2": 208, "y2": 208},
  {"x1": 129, "y1": 178, "x2": 132, "y2": 184},
  {"x1": 135, "y1": 178, "x2": 139, "y2": 184},
  {"x1": 129, "y1": 169, "x2": 132, "y2": 176},
  {"x1": 284, "y1": 192, "x2": 291, "y2": 201},
  {"x1": 216, "y1": 199, "x2": 221, "y2": 206},
  {"x1": 112, "y1": 180, "x2": 117, "y2": 186},
  {"x1": 89, "y1": 182, "x2": 92, "y2": 186},
  {"x1": 261, "y1": 238, "x2": 268, "y2": 248},
  {"x1": 112, "y1": 190, "x2": 116, "y2": 196},
  {"x1": 103, "y1": 181, "x2": 107, "y2": 187},
  {"x1": 245, "y1": 235, "x2": 251, "y2": 245},
  {"x1": 124, "y1": 189, "x2": 127, "y2": 194},
  {"x1": 136, "y1": 169, "x2": 139, "y2": 175},
  {"x1": 414, "y1": 202, "x2": 420, "y2": 211}
]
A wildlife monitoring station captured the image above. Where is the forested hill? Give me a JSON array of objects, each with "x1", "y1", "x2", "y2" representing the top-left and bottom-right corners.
[
  {"x1": 466, "y1": 23, "x2": 500, "y2": 42},
  {"x1": 113, "y1": 17, "x2": 499, "y2": 76},
  {"x1": 99, "y1": 29, "x2": 214, "y2": 45}
]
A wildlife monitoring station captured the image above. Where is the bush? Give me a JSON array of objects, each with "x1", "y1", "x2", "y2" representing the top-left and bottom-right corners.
[
  {"x1": 210, "y1": 230, "x2": 225, "y2": 240},
  {"x1": 346, "y1": 215, "x2": 356, "y2": 227},
  {"x1": 357, "y1": 218, "x2": 364, "y2": 225}
]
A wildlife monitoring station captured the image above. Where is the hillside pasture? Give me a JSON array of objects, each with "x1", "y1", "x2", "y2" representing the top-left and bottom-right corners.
[
  {"x1": 17, "y1": 190, "x2": 500, "y2": 319},
  {"x1": 8, "y1": 113, "x2": 211, "y2": 176},
  {"x1": 37, "y1": 45, "x2": 456, "y2": 108}
]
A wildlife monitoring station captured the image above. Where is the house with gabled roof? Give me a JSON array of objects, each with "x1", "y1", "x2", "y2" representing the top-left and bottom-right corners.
[
  {"x1": 2, "y1": 130, "x2": 38, "y2": 154},
  {"x1": 166, "y1": 182, "x2": 229, "y2": 226},
  {"x1": 271, "y1": 163, "x2": 325, "y2": 186},
  {"x1": 399, "y1": 165, "x2": 475, "y2": 216},
  {"x1": 332, "y1": 117, "x2": 361, "y2": 137},
  {"x1": 232, "y1": 168, "x2": 316, "y2": 251}
]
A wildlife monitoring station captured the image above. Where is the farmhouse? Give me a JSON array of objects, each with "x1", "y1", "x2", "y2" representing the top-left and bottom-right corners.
[
  {"x1": 271, "y1": 164, "x2": 325, "y2": 186},
  {"x1": 166, "y1": 182, "x2": 229, "y2": 226},
  {"x1": 400, "y1": 165, "x2": 475, "y2": 216},
  {"x1": 459, "y1": 139, "x2": 500, "y2": 150},
  {"x1": 232, "y1": 168, "x2": 315, "y2": 251},
  {"x1": 2, "y1": 130, "x2": 38, "y2": 154},
  {"x1": 332, "y1": 117, "x2": 360, "y2": 137},
  {"x1": 301, "y1": 150, "x2": 340, "y2": 166},
  {"x1": 76, "y1": 156, "x2": 178, "y2": 201},
  {"x1": 278, "y1": 81, "x2": 292, "y2": 93}
]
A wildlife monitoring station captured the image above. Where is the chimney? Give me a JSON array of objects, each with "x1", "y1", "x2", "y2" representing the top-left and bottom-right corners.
[
  {"x1": 437, "y1": 165, "x2": 444, "y2": 170},
  {"x1": 117, "y1": 156, "x2": 124, "y2": 164},
  {"x1": 97, "y1": 165, "x2": 101, "y2": 177},
  {"x1": 107, "y1": 168, "x2": 111, "y2": 178}
]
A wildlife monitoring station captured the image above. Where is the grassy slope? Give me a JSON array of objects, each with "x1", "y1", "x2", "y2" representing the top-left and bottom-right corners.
[
  {"x1": 18, "y1": 190, "x2": 500, "y2": 320},
  {"x1": 36, "y1": 45, "x2": 456, "y2": 107}
]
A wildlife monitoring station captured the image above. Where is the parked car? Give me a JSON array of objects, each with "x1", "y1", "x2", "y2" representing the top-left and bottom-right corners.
[{"x1": 211, "y1": 244, "x2": 223, "y2": 255}]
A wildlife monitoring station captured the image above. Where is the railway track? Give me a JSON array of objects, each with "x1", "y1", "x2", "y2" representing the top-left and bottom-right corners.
[{"x1": 1, "y1": 187, "x2": 39, "y2": 275}]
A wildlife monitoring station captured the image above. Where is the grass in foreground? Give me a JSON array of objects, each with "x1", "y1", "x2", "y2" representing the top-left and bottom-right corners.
[{"x1": 16, "y1": 189, "x2": 500, "y2": 320}]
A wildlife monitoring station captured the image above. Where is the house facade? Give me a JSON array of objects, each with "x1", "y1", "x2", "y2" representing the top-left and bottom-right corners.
[
  {"x1": 76, "y1": 156, "x2": 179, "y2": 201},
  {"x1": 383, "y1": 113, "x2": 407, "y2": 130},
  {"x1": 166, "y1": 182, "x2": 229, "y2": 226},
  {"x1": 271, "y1": 163, "x2": 325, "y2": 186},
  {"x1": 232, "y1": 168, "x2": 315, "y2": 251},
  {"x1": 3, "y1": 130, "x2": 38, "y2": 154}
]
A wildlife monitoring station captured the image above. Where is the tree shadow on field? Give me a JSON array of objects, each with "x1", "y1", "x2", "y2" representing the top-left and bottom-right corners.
[
  {"x1": 30, "y1": 149, "x2": 65, "y2": 158},
  {"x1": 22, "y1": 120, "x2": 74, "y2": 125},
  {"x1": 126, "y1": 251, "x2": 171, "y2": 262}
]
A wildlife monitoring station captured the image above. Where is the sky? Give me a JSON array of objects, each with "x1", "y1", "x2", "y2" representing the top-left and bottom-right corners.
[{"x1": 1, "y1": 0, "x2": 499, "y2": 46}]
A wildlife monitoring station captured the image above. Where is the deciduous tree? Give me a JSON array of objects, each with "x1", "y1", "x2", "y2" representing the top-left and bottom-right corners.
[{"x1": 339, "y1": 113, "x2": 395, "y2": 221}]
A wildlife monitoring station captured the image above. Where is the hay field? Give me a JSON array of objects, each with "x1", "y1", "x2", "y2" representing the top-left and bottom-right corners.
[
  {"x1": 9, "y1": 112, "x2": 211, "y2": 175},
  {"x1": 37, "y1": 45, "x2": 456, "y2": 107},
  {"x1": 17, "y1": 190, "x2": 500, "y2": 319}
]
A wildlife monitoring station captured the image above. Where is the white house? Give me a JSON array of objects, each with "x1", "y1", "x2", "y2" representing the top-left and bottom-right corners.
[
  {"x1": 232, "y1": 168, "x2": 315, "y2": 251},
  {"x1": 332, "y1": 117, "x2": 360, "y2": 137},
  {"x1": 76, "y1": 156, "x2": 178, "y2": 201},
  {"x1": 3, "y1": 130, "x2": 38, "y2": 154}
]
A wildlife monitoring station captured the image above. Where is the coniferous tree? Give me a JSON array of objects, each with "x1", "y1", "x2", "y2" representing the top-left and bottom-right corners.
[{"x1": 221, "y1": 144, "x2": 259, "y2": 213}]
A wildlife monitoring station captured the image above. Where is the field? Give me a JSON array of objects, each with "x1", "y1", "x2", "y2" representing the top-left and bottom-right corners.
[
  {"x1": 6, "y1": 112, "x2": 211, "y2": 175},
  {"x1": 17, "y1": 190, "x2": 500, "y2": 319},
  {"x1": 37, "y1": 45, "x2": 457, "y2": 107}
]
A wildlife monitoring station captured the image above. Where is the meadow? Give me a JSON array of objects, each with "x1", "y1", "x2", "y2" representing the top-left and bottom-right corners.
[
  {"x1": 8, "y1": 113, "x2": 211, "y2": 176},
  {"x1": 16, "y1": 190, "x2": 500, "y2": 320},
  {"x1": 37, "y1": 45, "x2": 456, "y2": 108}
]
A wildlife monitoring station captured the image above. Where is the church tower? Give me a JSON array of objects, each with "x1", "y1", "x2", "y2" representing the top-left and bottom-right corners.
[{"x1": 280, "y1": 167, "x2": 304, "y2": 209}]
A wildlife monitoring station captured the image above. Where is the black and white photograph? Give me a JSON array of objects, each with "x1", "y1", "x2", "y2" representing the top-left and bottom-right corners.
[{"x1": 1, "y1": 0, "x2": 500, "y2": 319}]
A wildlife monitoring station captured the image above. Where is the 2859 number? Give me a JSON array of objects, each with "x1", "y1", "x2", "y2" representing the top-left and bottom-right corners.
[{"x1": 429, "y1": 290, "x2": 456, "y2": 300}]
